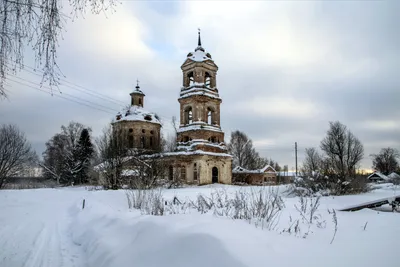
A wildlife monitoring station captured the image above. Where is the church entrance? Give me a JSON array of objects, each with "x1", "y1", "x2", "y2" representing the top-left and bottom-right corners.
[{"x1": 212, "y1": 167, "x2": 218, "y2": 183}]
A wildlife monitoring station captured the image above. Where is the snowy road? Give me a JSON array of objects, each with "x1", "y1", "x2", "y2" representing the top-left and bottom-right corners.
[{"x1": 0, "y1": 189, "x2": 85, "y2": 267}]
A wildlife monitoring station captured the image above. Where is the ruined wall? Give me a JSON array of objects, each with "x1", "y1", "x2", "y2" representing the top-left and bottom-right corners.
[
  {"x1": 162, "y1": 154, "x2": 232, "y2": 185},
  {"x1": 232, "y1": 172, "x2": 278, "y2": 185},
  {"x1": 197, "y1": 155, "x2": 232, "y2": 185},
  {"x1": 113, "y1": 121, "x2": 161, "y2": 151}
]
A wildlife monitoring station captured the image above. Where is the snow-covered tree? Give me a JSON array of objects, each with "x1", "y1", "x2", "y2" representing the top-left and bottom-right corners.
[
  {"x1": 42, "y1": 121, "x2": 92, "y2": 185},
  {"x1": 74, "y1": 128, "x2": 94, "y2": 184}
]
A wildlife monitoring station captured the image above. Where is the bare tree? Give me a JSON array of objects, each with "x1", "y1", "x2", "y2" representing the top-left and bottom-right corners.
[
  {"x1": 0, "y1": 124, "x2": 37, "y2": 188},
  {"x1": 320, "y1": 121, "x2": 364, "y2": 179},
  {"x1": 227, "y1": 130, "x2": 268, "y2": 170},
  {"x1": 129, "y1": 156, "x2": 169, "y2": 189},
  {"x1": 163, "y1": 116, "x2": 178, "y2": 152},
  {"x1": 0, "y1": 0, "x2": 119, "y2": 99},
  {"x1": 302, "y1": 147, "x2": 322, "y2": 176},
  {"x1": 96, "y1": 125, "x2": 129, "y2": 189},
  {"x1": 371, "y1": 147, "x2": 400, "y2": 175}
]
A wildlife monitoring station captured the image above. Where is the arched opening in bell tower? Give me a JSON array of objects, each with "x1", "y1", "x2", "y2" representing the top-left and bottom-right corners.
[
  {"x1": 207, "y1": 107, "x2": 214, "y2": 125},
  {"x1": 187, "y1": 71, "x2": 195, "y2": 86},
  {"x1": 185, "y1": 106, "x2": 193, "y2": 125},
  {"x1": 205, "y1": 72, "x2": 212, "y2": 87}
]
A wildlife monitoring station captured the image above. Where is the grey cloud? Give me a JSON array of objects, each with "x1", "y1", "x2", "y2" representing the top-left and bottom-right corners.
[{"x1": 1, "y1": 1, "x2": 399, "y2": 170}]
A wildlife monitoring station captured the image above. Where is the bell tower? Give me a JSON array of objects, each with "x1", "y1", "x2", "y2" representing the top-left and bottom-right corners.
[
  {"x1": 177, "y1": 30, "x2": 227, "y2": 153},
  {"x1": 130, "y1": 80, "x2": 145, "y2": 107}
]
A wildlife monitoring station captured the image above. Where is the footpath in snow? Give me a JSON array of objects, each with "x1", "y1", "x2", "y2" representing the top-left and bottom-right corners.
[{"x1": 1, "y1": 185, "x2": 400, "y2": 267}]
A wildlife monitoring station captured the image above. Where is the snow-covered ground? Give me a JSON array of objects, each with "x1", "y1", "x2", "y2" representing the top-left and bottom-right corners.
[{"x1": 1, "y1": 184, "x2": 399, "y2": 267}]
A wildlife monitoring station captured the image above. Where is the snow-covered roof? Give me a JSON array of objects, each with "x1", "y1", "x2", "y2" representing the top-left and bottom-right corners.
[
  {"x1": 367, "y1": 172, "x2": 389, "y2": 181},
  {"x1": 177, "y1": 124, "x2": 222, "y2": 134},
  {"x1": 186, "y1": 49, "x2": 213, "y2": 63},
  {"x1": 232, "y1": 166, "x2": 250, "y2": 173},
  {"x1": 260, "y1": 165, "x2": 276, "y2": 173},
  {"x1": 114, "y1": 105, "x2": 161, "y2": 125},
  {"x1": 388, "y1": 172, "x2": 400, "y2": 180},
  {"x1": 232, "y1": 165, "x2": 276, "y2": 174},
  {"x1": 130, "y1": 84, "x2": 145, "y2": 96}
]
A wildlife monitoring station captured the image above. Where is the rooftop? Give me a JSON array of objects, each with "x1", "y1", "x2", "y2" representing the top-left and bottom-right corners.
[{"x1": 114, "y1": 105, "x2": 161, "y2": 125}]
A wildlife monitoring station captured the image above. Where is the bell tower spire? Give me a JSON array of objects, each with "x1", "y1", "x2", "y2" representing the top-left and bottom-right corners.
[
  {"x1": 195, "y1": 28, "x2": 205, "y2": 52},
  {"x1": 198, "y1": 28, "x2": 201, "y2": 46}
]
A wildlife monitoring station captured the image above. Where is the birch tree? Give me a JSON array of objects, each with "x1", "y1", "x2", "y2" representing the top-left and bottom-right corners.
[{"x1": 0, "y1": 0, "x2": 119, "y2": 98}]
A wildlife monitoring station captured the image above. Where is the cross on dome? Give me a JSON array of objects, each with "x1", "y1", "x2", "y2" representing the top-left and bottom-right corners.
[{"x1": 135, "y1": 79, "x2": 140, "y2": 90}]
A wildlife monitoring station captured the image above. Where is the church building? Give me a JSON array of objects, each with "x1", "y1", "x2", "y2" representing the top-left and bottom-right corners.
[{"x1": 105, "y1": 31, "x2": 232, "y2": 185}]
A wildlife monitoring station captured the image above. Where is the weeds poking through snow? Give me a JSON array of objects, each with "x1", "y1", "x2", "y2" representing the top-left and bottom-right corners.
[
  {"x1": 125, "y1": 189, "x2": 164, "y2": 215},
  {"x1": 295, "y1": 196, "x2": 321, "y2": 224},
  {"x1": 125, "y1": 187, "x2": 333, "y2": 241},
  {"x1": 363, "y1": 221, "x2": 368, "y2": 231},
  {"x1": 328, "y1": 208, "x2": 338, "y2": 244}
]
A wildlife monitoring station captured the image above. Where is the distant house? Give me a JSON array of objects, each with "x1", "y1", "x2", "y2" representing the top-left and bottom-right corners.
[
  {"x1": 232, "y1": 165, "x2": 278, "y2": 185},
  {"x1": 367, "y1": 172, "x2": 390, "y2": 183}
]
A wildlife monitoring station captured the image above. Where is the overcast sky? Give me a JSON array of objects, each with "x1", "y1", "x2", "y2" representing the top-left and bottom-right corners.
[{"x1": 1, "y1": 1, "x2": 399, "y2": 171}]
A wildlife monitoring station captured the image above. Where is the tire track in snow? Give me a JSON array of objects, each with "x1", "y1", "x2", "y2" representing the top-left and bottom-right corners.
[{"x1": 22, "y1": 225, "x2": 48, "y2": 267}]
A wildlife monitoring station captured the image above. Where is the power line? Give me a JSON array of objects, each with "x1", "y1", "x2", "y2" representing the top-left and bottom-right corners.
[
  {"x1": 3, "y1": 58, "x2": 126, "y2": 106},
  {"x1": 7, "y1": 77, "x2": 116, "y2": 115},
  {"x1": 8, "y1": 74, "x2": 119, "y2": 113},
  {"x1": 18, "y1": 65, "x2": 127, "y2": 107}
]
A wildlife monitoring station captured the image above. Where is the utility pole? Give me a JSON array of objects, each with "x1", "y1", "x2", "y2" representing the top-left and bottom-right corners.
[{"x1": 295, "y1": 142, "x2": 298, "y2": 176}]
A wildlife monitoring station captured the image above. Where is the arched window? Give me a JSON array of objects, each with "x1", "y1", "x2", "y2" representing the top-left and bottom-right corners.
[
  {"x1": 169, "y1": 166, "x2": 173, "y2": 181},
  {"x1": 193, "y1": 163, "x2": 198, "y2": 181},
  {"x1": 181, "y1": 166, "x2": 186, "y2": 181},
  {"x1": 212, "y1": 167, "x2": 218, "y2": 183},
  {"x1": 128, "y1": 135, "x2": 134, "y2": 148},
  {"x1": 140, "y1": 136, "x2": 145, "y2": 148},
  {"x1": 139, "y1": 98, "x2": 142, "y2": 106}
]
